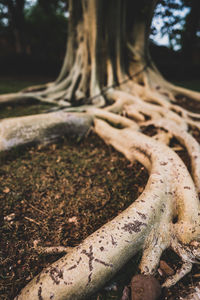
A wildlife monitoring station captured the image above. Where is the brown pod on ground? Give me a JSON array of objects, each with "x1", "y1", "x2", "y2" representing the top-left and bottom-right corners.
[
  {"x1": 159, "y1": 260, "x2": 175, "y2": 276},
  {"x1": 131, "y1": 274, "x2": 161, "y2": 300}
]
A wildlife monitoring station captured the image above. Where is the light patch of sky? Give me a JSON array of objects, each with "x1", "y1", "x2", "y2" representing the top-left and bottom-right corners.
[
  {"x1": 25, "y1": 0, "x2": 37, "y2": 9},
  {"x1": 151, "y1": 4, "x2": 190, "y2": 50},
  {"x1": 151, "y1": 15, "x2": 170, "y2": 47}
]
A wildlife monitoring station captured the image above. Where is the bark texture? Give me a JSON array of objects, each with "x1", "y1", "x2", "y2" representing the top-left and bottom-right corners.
[{"x1": 0, "y1": 1, "x2": 200, "y2": 299}]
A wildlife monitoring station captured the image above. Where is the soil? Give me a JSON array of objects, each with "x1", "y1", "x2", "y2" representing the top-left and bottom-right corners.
[{"x1": 0, "y1": 98, "x2": 200, "y2": 300}]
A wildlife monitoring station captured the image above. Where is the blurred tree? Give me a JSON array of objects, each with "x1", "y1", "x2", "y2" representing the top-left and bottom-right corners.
[
  {"x1": 37, "y1": 0, "x2": 68, "y2": 14},
  {"x1": 0, "y1": 0, "x2": 26, "y2": 54},
  {"x1": 181, "y1": 0, "x2": 200, "y2": 62},
  {"x1": 152, "y1": 0, "x2": 200, "y2": 54},
  {"x1": 151, "y1": 0, "x2": 188, "y2": 50},
  {"x1": 25, "y1": 0, "x2": 68, "y2": 60},
  {"x1": 0, "y1": 0, "x2": 68, "y2": 75}
]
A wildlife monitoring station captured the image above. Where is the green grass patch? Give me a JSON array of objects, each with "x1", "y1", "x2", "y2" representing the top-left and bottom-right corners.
[
  {"x1": 0, "y1": 76, "x2": 54, "y2": 94},
  {"x1": 0, "y1": 102, "x2": 54, "y2": 119},
  {"x1": 0, "y1": 76, "x2": 56, "y2": 119}
]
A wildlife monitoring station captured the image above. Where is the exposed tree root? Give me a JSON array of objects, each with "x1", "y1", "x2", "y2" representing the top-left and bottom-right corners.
[
  {"x1": 20, "y1": 82, "x2": 54, "y2": 93},
  {"x1": 0, "y1": 78, "x2": 199, "y2": 299},
  {"x1": 0, "y1": 112, "x2": 92, "y2": 151}
]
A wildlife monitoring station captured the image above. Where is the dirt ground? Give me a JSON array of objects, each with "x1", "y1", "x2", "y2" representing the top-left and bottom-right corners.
[{"x1": 0, "y1": 97, "x2": 200, "y2": 300}]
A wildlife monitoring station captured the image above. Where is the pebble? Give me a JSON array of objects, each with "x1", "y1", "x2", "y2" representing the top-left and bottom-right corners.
[{"x1": 131, "y1": 274, "x2": 161, "y2": 300}]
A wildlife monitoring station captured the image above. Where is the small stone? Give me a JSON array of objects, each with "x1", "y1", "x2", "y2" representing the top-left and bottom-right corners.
[
  {"x1": 68, "y1": 216, "x2": 78, "y2": 224},
  {"x1": 3, "y1": 187, "x2": 10, "y2": 193},
  {"x1": 131, "y1": 274, "x2": 161, "y2": 300},
  {"x1": 26, "y1": 276, "x2": 31, "y2": 281},
  {"x1": 159, "y1": 260, "x2": 175, "y2": 276}
]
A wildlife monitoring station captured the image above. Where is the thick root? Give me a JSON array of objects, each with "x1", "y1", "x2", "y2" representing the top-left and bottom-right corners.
[
  {"x1": 168, "y1": 82, "x2": 200, "y2": 102},
  {"x1": 143, "y1": 118, "x2": 200, "y2": 192},
  {"x1": 20, "y1": 82, "x2": 53, "y2": 93},
  {"x1": 0, "y1": 112, "x2": 93, "y2": 151}
]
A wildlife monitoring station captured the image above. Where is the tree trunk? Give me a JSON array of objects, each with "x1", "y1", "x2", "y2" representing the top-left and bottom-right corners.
[
  {"x1": 56, "y1": 0, "x2": 157, "y2": 103},
  {"x1": 0, "y1": 1, "x2": 200, "y2": 299},
  {"x1": 6, "y1": 0, "x2": 26, "y2": 54}
]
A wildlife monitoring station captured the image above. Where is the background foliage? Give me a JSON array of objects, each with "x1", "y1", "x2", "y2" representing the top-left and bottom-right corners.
[{"x1": 0, "y1": 0, "x2": 199, "y2": 78}]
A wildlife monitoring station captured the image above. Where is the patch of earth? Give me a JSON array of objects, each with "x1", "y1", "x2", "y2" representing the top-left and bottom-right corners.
[{"x1": 175, "y1": 95, "x2": 200, "y2": 114}]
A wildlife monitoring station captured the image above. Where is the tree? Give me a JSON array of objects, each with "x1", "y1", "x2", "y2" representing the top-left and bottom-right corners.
[
  {"x1": 152, "y1": 0, "x2": 200, "y2": 53},
  {"x1": 151, "y1": 0, "x2": 185, "y2": 50},
  {"x1": 0, "y1": 0, "x2": 200, "y2": 299},
  {"x1": 181, "y1": 0, "x2": 200, "y2": 60},
  {"x1": 0, "y1": 0, "x2": 68, "y2": 65},
  {"x1": 25, "y1": 0, "x2": 68, "y2": 61},
  {"x1": 0, "y1": 0, "x2": 26, "y2": 54}
]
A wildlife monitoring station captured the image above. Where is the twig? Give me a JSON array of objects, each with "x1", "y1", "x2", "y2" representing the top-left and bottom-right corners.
[
  {"x1": 33, "y1": 240, "x2": 73, "y2": 255},
  {"x1": 24, "y1": 216, "x2": 41, "y2": 226},
  {"x1": 23, "y1": 200, "x2": 48, "y2": 216}
]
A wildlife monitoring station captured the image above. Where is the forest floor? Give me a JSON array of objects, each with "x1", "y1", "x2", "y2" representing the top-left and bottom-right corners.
[{"x1": 0, "y1": 77, "x2": 200, "y2": 300}]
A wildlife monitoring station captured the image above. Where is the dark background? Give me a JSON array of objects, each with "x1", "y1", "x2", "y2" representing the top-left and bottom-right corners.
[{"x1": 0, "y1": 0, "x2": 199, "y2": 80}]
